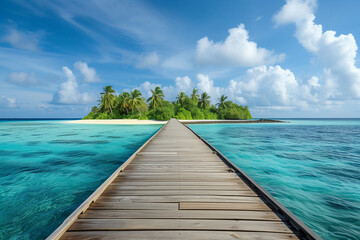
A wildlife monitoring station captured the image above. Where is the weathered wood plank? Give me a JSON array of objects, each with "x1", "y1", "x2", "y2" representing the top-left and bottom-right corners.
[
  {"x1": 106, "y1": 185, "x2": 252, "y2": 191},
  {"x1": 79, "y1": 209, "x2": 281, "y2": 221},
  {"x1": 89, "y1": 202, "x2": 178, "y2": 210},
  {"x1": 102, "y1": 190, "x2": 257, "y2": 196},
  {"x1": 61, "y1": 231, "x2": 298, "y2": 240},
  {"x1": 179, "y1": 202, "x2": 271, "y2": 211},
  {"x1": 110, "y1": 181, "x2": 246, "y2": 186},
  {"x1": 96, "y1": 195, "x2": 264, "y2": 203},
  {"x1": 68, "y1": 219, "x2": 293, "y2": 233}
]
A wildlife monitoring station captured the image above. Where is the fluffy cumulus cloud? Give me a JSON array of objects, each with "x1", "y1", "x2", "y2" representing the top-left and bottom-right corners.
[
  {"x1": 138, "y1": 81, "x2": 177, "y2": 100},
  {"x1": 6, "y1": 72, "x2": 38, "y2": 87},
  {"x1": 175, "y1": 76, "x2": 192, "y2": 93},
  {"x1": 227, "y1": 65, "x2": 321, "y2": 110},
  {"x1": 2, "y1": 27, "x2": 40, "y2": 51},
  {"x1": 136, "y1": 52, "x2": 160, "y2": 68},
  {"x1": 50, "y1": 66, "x2": 91, "y2": 105},
  {"x1": 74, "y1": 61, "x2": 101, "y2": 82},
  {"x1": 195, "y1": 24, "x2": 284, "y2": 67},
  {"x1": 196, "y1": 74, "x2": 222, "y2": 101},
  {"x1": 274, "y1": 0, "x2": 360, "y2": 99},
  {"x1": 0, "y1": 96, "x2": 16, "y2": 108}
]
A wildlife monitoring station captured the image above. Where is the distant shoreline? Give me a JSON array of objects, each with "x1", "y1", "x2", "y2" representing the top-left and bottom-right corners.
[
  {"x1": 65, "y1": 119, "x2": 167, "y2": 125},
  {"x1": 65, "y1": 119, "x2": 284, "y2": 125},
  {"x1": 179, "y1": 119, "x2": 285, "y2": 124}
]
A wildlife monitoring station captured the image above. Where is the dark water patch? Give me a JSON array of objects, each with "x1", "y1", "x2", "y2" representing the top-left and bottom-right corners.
[
  {"x1": 297, "y1": 171, "x2": 317, "y2": 178},
  {"x1": 108, "y1": 136, "x2": 121, "y2": 139},
  {"x1": 0, "y1": 149, "x2": 16, "y2": 156},
  {"x1": 58, "y1": 133, "x2": 78, "y2": 137},
  {"x1": 50, "y1": 139, "x2": 109, "y2": 145},
  {"x1": 324, "y1": 195, "x2": 359, "y2": 211},
  {"x1": 89, "y1": 135, "x2": 101, "y2": 137},
  {"x1": 21, "y1": 151, "x2": 52, "y2": 158},
  {"x1": 319, "y1": 166, "x2": 360, "y2": 181},
  {"x1": 134, "y1": 133, "x2": 145, "y2": 136},
  {"x1": 60, "y1": 150, "x2": 97, "y2": 158},
  {"x1": 31, "y1": 134, "x2": 43, "y2": 136},
  {"x1": 43, "y1": 158, "x2": 75, "y2": 167},
  {"x1": 0, "y1": 133, "x2": 11, "y2": 136},
  {"x1": 27, "y1": 141, "x2": 41, "y2": 146}
]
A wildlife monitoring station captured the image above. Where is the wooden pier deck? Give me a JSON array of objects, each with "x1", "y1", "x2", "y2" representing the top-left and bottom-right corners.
[{"x1": 49, "y1": 119, "x2": 320, "y2": 240}]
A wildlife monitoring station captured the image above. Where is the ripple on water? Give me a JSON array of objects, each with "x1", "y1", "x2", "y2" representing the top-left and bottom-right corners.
[
  {"x1": 57, "y1": 133, "x2": 78, "y2": 137},
  {"x1": 108, "y1": 136, "x2": 121, "y2": 139},
  {"x1": 27, "y1": 141, "x2": 41, "y2": 146},
  {"x1": 21, "y1": 151, "x2": 52, "y2": 158},
  {"x1": 50, "y1": 139, "x2": 109, "y2": 145},
  {"x1": 43, "y1": 158, "x2": 77, "y2": 167},
  {"x1": 60, "y1": 150, "x2": 97, "y2": 158}
]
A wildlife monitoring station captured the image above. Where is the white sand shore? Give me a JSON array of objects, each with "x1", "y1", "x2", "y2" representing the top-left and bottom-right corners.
[{"x1": 65, "y1": 119, "x2": 167, "y2": 125}]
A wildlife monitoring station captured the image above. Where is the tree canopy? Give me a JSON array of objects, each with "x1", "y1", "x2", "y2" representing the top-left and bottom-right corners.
[{"x1": 84, "y1": 86, "x2": 252, "y2": 120}]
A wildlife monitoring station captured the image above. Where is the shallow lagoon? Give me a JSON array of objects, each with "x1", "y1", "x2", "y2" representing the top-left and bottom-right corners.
[
  {"x1": 0, "y1": 120, "x2": 161, "y2": 239},
  {"x1": 190, "y1": 119, "x2": 360, "y2": 240}
]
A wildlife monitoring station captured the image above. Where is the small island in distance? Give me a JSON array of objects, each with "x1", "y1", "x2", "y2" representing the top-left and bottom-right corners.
[{"x1": 84, "y1": 85, "x2": 252, "y2": 120}]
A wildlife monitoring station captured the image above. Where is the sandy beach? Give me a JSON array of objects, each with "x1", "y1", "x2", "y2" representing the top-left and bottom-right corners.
[{"x1": 65, "y1": 119, "x2": 167, "y2": 125}]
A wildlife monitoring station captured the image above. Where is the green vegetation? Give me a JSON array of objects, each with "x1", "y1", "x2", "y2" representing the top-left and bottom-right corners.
[{"x1": 84, "y1": 86, "x2": 252, "y2": 120}]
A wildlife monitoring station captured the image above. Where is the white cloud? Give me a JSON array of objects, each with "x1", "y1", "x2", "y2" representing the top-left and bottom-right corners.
[
  {"x1": 175, "y1": 76, "x2": 192, "y2": 93},
  {"x1": 0, "y1": 96, "x2": 16, "y2": 108},
  {"x1": 2, "y1": 27, "x2": 40, "y2": 51},
  {"x1": 50, "y1": 66, "x2": 92, "y2": 105},
  {"x1": 74, "y1": 61, "x2": 101, "y2": 82},
  {"x1": 196, "y1": 74, "x2": 222, "y2": 101},
  {"x1": 274, "y1": 0, "x2": 360, "y2": 99},
  {"x1": 6, "y1": 72, "x2": 38, "y2": 87},
  {"x1": 195, "y1": 24, "x2": 284, "y2": 67},
  {"x1": 230, "y1": 66, "x2": 301, "y2": 107},
  {"x1": 138, "y1": 81, "x2": 162, "y2": 98},
  {"x1": 136, "y1": 52, "x2": 159, "y2": 68}
]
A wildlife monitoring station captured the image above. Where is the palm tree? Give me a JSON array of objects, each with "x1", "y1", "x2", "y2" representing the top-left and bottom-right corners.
[
  {"x1": 100, "y1": 86, "x2": 116, "y2": 114},
  {"x1": 146, "y1": 86, "x2": 164, "y2": 112},
  {"x1": 191, "y1": 88, "x2": 199, "y2": 102},
  {"x1": 117, "y1": 92, "x2": 130, "y2": 114},
  {"x1": 129, "y1": 89, "x2": 142, "y2": 116},
  {"x1": 217, "y1": 95, "x2": 228, "y2": 109},
  {"x1": 176, "y1": 92, "x2": 186, "y2": 106},
  {"x1": 91, "y1": 106, "x2": 99, "y2": 114},
  {"x1": 198, "y1": 92, "x2": 211, "y2": 109}
]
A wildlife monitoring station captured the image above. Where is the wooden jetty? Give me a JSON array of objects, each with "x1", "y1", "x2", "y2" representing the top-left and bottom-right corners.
[{"x1": 48, "y1": 119, "x2": 321, "y2": 240}]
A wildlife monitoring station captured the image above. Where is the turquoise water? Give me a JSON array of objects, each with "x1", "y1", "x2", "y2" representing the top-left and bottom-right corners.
[
  {"x1": 190, "y1": 119, "x2": 360, "y2": 240},
  {"x1": 0, "y1": 120, "x2": 162, "y2": 240}
]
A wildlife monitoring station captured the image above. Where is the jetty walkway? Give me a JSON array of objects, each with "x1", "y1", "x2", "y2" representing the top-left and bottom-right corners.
[{"x1": 48, "y1": 119, "x2": 320, "y2": 240}]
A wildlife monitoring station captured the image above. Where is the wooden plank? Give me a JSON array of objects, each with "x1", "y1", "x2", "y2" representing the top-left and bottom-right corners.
[
  {"x1": 61, "y1": 231, "x2": 299, "y2": 240},
  {"x1": 96, "y1": 195, "x2": 264, "y2": 203},
  {"x1": 110, "y1": 181, "x2": 246, "y2": 186},
  {"x1": 102, "y1": 190, "x2": 257, "y2": 196},
  {"x1": 79, "y1": 209, "x2": 281, "y2": 221},
  {"x1": 89, "y1": 202, "x2": 178, "y2": 210},
  {"x1": 68, "y1": 219, "x2": 293, "y2": 233},
  {"x1": 179, "y1": 202, "x2": 271, "y2": 211},
  {"x1": 106, "y1": 185, "x2": 252, "y2": 191}
]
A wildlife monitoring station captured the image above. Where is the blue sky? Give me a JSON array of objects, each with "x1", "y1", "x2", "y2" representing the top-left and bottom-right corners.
[{"x1": 1, "y1": 0, "x2": 360, "y2": 118}]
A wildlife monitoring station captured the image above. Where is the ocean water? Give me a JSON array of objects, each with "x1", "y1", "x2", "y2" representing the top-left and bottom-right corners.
[
  {"x1": 0, "y1": 120, "x2": 162, "y2": 240},
  {"x1": 190, "y1": 119, "x2": 360, "y2": 240}
]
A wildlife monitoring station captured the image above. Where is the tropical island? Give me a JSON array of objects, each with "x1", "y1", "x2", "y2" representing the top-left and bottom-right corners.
[{"x1": 84, "y1": 86, "x2": 252, "y2": 120}]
